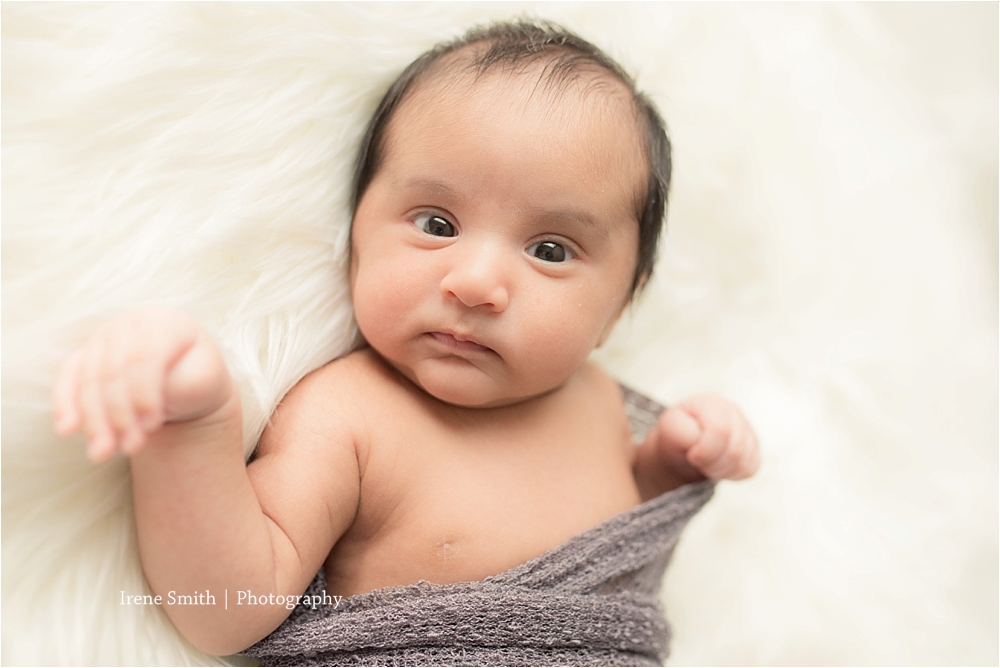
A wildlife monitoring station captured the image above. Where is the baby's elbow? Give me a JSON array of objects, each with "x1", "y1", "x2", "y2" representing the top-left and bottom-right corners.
[
  {"x1": 185, "y1": 628, "x2": 258, "y2": 658},
  {"x1": 171, "y1": 614, "x2": 272, "y2": 658}
]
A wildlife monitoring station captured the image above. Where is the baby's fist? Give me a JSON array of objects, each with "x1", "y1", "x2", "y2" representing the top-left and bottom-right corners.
[
  {"x1": 52, "y1": 308, "x2": 232, "y2": 463},
  {"x1": 656, "y1": 393, "x2": 760, "y2": 482}
]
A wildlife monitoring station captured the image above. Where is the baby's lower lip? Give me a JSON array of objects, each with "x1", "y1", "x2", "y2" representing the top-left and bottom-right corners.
[{"x1": 427, "y1": 332, "x2": 493, "y2": 353}]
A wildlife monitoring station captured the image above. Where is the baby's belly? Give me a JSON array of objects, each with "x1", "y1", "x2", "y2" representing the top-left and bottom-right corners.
[{"x1": 323, "y1": 468, "x2": 642, "y2": 597}]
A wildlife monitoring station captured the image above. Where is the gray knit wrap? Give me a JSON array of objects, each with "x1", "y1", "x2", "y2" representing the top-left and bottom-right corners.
[{"x1": 243, "y1": 387, "x2": 714, "y2": 666}]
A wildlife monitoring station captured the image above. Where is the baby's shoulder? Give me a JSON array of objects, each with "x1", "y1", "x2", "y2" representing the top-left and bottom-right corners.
[
  {"x1": 280, "y1": 347, "x2": 396, "y2": 416},
  {"x1": 259, "y1": 347, "x2": 394, "y2": 450},
  {"x1": 296, "y1": 346, "x2": 390, "y2": 391}
]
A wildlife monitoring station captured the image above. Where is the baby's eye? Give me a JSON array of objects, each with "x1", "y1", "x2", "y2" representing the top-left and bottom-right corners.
[
  {"x1": 414, "y1": 213, "x2": 456, "y2": 237},
  {"x1": 527, "y1": 241, "x2": 571, "y2": 263}
]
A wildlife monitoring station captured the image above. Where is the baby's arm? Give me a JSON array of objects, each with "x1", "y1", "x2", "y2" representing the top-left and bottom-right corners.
[
  {"x1": 52, "y1": 309, "x2": 359, "y2": 655},
  {"x1": 632, "y1": 393, "x2": 760, "y2": 501}
]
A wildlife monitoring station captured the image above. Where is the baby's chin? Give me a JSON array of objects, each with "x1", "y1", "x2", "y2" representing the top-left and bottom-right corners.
[{"x1": 392, "y1": 355, "x2": 560, "y2": 409}]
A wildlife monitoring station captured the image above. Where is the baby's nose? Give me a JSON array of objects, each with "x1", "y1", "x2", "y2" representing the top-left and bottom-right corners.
[{"x1": 439, "y1": 243, "x2": 509, "y2": 312}]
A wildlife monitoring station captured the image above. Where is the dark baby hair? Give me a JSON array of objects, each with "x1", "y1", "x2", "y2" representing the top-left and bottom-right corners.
[{"x1": 351, "y1": 19, "x2": 672, "y2": 295}]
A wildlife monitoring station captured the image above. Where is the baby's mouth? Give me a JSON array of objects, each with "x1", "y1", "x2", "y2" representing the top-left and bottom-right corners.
[{"x1": 427, "y1": 331, "x2": 495, "y2": 354}]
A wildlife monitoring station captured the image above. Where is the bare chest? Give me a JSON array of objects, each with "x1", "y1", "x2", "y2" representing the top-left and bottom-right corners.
[{"x1": 324, "y1": 384, "x2": 640, "y2": 596}]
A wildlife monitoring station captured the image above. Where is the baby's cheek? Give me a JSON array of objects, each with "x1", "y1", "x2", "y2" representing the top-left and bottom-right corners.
[
  {"x1": 516, "y1": 307, "x2": 598, "y2": 382},
  {"x1": 352, "y1": 263, "x2": 411, "y2": 346}
]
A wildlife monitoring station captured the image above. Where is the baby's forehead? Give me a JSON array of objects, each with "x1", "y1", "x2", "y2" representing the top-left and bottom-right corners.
[{"x1": 389, "y1": 55, "x2": 646, "y2": 173}]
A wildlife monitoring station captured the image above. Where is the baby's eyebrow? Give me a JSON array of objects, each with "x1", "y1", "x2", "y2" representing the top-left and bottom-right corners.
[
  {"x1": 400, "y1": 178, "x2": 460, "y2": 201},
  {"x1": 523, "y1": 205, "x2": 611, "y2": 238}
]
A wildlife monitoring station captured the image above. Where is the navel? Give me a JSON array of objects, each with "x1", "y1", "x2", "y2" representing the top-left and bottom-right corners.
[{"x1": 433, "y1": 536, "x2": 462, "y2": 569}]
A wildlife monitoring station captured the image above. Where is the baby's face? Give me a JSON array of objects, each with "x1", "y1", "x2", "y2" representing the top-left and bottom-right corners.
[{"x1": 351, "y1": 71, "x2": 646, "y2": 407}]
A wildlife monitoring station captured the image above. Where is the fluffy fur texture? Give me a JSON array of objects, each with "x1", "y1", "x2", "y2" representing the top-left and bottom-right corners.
[{"x1": 2, "y1": 3, "x2": 996, "y2": 665}]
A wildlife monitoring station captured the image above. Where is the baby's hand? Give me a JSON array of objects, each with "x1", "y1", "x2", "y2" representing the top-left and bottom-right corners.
[
  {"x1": 654, "y1": 393, "x2": 760, "y2": 483},
  {"x1": 52, "y1": 308, "x2": 234, "y2": 463}
]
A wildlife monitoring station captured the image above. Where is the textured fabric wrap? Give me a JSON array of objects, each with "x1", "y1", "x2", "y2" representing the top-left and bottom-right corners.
[{"x1": 243, "y1": 387, "x2": 714, "y2": 666}]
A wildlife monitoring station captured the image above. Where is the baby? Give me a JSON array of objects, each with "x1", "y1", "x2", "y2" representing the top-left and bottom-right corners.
[{"x1": 52, "y1": 20, "x2": 758, "y2": 661}]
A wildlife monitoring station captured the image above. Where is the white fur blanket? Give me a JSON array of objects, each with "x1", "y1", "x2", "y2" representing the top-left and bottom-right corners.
[{"x1": 2, "y1": 3, "x2": 996, "y2": 665}]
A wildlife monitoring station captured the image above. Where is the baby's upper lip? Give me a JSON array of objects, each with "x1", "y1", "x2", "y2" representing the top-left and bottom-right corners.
[
  {"x1": 440, "y1": 329, "x2": 480, "y2": 344},
  {"x1": 429, "y1": 329, "x2": 496, "y2": 354}
]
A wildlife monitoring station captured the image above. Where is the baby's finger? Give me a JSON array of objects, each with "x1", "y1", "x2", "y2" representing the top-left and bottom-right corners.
[
  {"x1": 127, "y1": 356, "x2": 167, "y2": 433},
  {"x1": 101, "y1": 374, "x2": 142, "y2": 453},
  {"x1": 713, "y1": 416, "x2": 759, "y2": 480},
  {"x1": 118, "y1": 421, "x2": 148, "y2": 456},
  {"x1": 685, "y1": 421, "x2": 730, "y2": 477},
  {"x1": 53, "y1": 349, "x2": 85, "y2": 435},
  {"x1": 657, "y1": 407, "x2": 702, "y2": 452},
  {"x1": 80, "y1": 387, "x2": 115, "y2": 461},
  {"x1": 733, "y1": 430, "x2": 761, "y2": 479},
  {"x1": 711, "y1": 420, "x2": 760, "y2": 480},
  {"x1": 78, "y1": 342, "x2": 117, "y2": 462},
  {"x1": 713, "y1": 420, "x2": 751, "y2": 480}
]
